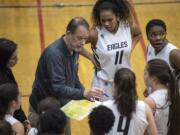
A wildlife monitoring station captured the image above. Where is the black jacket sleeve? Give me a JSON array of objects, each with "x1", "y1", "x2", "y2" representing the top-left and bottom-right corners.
[{"x1": 46, "y1": 51, "x2": 84, "y2": 100}]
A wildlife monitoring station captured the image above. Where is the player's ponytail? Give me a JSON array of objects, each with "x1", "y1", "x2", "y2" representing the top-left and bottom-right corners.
[
  {"x1": 167, "y1": 69, "x2": 180, "y2": 135},
  {"x1": 113, "y1": 68, "x2": 137, "y2": 118}
]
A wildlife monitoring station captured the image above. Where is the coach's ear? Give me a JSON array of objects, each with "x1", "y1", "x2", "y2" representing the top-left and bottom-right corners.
[
  {"x1": 117, "y1": 16, "x2": 120, "y2": 22},
  {"x1": 66, "y1": 30, "x2": 73, "y2": 41}
]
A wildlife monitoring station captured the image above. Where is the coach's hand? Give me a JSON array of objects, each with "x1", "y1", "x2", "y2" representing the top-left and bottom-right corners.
[{"x1": 83, "y1": 87, "x2": 103, "y2": 101}]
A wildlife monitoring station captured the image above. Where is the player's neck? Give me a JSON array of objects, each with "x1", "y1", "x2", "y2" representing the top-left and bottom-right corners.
[{"x1": 152, "y1": 83, "x2": 167, "y2": 91}]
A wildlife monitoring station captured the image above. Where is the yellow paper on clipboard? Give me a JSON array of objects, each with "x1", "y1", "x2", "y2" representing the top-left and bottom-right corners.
[{"x1": 61, "y1": 100, "x2": 101, "y2": 120}]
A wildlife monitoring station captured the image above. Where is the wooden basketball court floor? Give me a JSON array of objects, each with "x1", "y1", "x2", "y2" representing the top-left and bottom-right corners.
[{"x1": 0, "y1": 0, "x2": 179, "y2": 134}]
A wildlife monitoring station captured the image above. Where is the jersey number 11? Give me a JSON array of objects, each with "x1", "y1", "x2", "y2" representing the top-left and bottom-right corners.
[{"x1": 114, "y1": 50, "x2": 124, "y2": 65}]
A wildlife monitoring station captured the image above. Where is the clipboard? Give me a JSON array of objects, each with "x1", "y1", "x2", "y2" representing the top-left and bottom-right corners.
[{"x1": 61, "y1": 99, "x2": 101, "y2": 120}]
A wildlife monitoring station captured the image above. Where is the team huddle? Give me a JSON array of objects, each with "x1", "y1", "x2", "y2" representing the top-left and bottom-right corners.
[{"x1": 0, "y1": 0, "x2": 180, "y2": 135}]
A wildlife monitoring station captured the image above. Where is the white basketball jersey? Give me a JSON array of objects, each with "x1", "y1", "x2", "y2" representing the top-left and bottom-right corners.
[
  {"x1": 147, "y1": 43, "x2": 177, "y2": 70},
  {"x1": 103, "y1": 100, "x2": 148, "y2": 135},
  {"x1": 93, "y1": 22, "x2": 132, "y2": 82},
  {"x1": 149, "y1": 89, "x2": 169, "y2": 135}
]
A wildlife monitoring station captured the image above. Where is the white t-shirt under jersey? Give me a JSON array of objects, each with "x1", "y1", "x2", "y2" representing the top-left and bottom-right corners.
[
  {"x1": 93, "y1": 22, "x2": 132, "y2": 82},
  {"x1": 103, "y1": 100, "x2": 148, "y2": 135},
  {"x1": 5, "y1": 114, "x2": 18, "y2": 125},
  {"x1": 28, "y1": 128, "x2": 38, "y2": 135},
  {"x1": 147, "y1": 42, "x2": 177, "y2": 70},
  {"x1": 149, "y1": 89, "x2": 169, "y2": 135}
]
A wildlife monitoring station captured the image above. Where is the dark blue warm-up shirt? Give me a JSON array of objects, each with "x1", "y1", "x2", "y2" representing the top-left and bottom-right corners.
[{"x1": 29, "y1": 36, "x2": 85, "y2": 112}]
